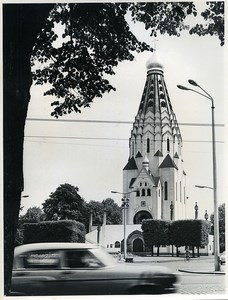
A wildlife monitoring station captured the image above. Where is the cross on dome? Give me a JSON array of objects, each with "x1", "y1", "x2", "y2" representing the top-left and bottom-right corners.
[{"x1": 152, "y1": 38, "x2": 159, "y2": 52}]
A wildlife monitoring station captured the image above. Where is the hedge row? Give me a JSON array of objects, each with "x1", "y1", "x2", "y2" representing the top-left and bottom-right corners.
[
  {"x1": 142, "y1": 219, "x2": 209, "y2": 248},
  {"x1": 17, "y1": 220, "x2": 86, "y2": 245}
]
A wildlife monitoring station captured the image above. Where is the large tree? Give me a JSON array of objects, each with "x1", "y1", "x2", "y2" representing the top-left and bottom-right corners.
[
  {"x1": 4, "y1": 2, "x2": 224, "y2": 294},
  {"x1": 102, "y1": 198, "x2": 122, "y2": 225},
  {"x1": 42, "y1": 183, "x2": 86, "y2": 222},
  {"x1": 86, "y1": 198, "x2": 122, "y2": 228}
]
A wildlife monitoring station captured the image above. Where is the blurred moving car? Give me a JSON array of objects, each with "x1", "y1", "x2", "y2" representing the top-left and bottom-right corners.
[
  {"x1": 11, "y1": 243, "x2": 178, "y2": 296},
  {"x1": 220, "y1": 251, "x2": 226, "y2": 265}
]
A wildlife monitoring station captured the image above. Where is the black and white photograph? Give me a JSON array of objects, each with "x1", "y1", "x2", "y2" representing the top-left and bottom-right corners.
[{"x1": 2, "y1": 0, "x2": 227, "y2": 298}]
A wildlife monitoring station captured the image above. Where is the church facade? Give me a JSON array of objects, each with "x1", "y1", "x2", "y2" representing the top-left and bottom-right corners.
[{"x1": 86, "y1": 53, "x2": 189, "y2": 254}]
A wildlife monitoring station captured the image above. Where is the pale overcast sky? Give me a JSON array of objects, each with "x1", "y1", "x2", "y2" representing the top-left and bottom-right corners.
[{"x1": 22, "y1": 1, "x2": 226, "y2": 221}]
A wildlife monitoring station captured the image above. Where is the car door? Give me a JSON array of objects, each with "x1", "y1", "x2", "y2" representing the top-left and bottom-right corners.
[{"x1": 59, "y1": 249, "x2": 115, "y2": 295}]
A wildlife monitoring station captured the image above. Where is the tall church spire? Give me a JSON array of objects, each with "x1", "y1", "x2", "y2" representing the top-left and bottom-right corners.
[
  {"x1": 123, "y1": 52, "x2": 187, "y2": 223},
  {"x1": 129, "y1": 52, "x2": 182, "y2": 174}
]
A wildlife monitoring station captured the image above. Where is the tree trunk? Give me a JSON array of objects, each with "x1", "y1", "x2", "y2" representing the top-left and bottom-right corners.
[
  {"x1": 151, "y1": 245, "x2": 154, "y2": 256},
  {"x1": 192, "y1": 246, "x2": 195, "y2": 258},
  {"x1": 3, "y1": 4, "x2": 53, "y2": 294},
  {"x1": 157, "y1": 246, "x2": 160, "y2": 256},
  {"x1": 197, "y1": 246, "x2": 200, "y2": 257},
  {"x1": 176, "y1": 246, "x2": 179, "y2": 257}
]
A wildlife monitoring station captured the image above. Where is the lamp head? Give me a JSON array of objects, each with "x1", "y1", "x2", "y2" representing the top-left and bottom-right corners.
[
  {"x1": 177, "y1": 85, "x2": 190, "y2": 90},
  {"x1": 188, "y1": 79, "x2": 198, "y2": 87},
  {"x1": 195, "y1": 185, "x2": 204, "y2": 189}
]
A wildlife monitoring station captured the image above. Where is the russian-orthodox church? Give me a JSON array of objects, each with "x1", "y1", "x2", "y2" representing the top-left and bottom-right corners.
[{"x1": 86, "y1": 52, "x2": 189, "y2": 254}]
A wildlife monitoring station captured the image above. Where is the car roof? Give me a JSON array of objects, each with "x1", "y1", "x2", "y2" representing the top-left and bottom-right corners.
[{"x1": 14, "y1": 242, "x2": 98, "y2": 256}]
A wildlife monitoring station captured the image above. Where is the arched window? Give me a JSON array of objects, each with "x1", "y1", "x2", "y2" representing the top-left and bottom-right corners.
[
  {"x1": 180, "y1": 181, "x2": 182, "y2": 202},
  {"x1": 132, "y1": 141, "x2": 135, "y2": 156},
  {"x1": 115, "y1": 241, "x2": 120, "y2": 248},
  {"x1": 176, "y1": 182, "x2": 177, "y2": 201},
  {"x1": 142, "y1": 189, "x2": 145, "y2": 196},
  {"x1": 147, "y1": 189, "x2": 151, "y2": 196},
  {"x1": 164, "y1": 181, "x2": 168, "y2": 200},
  {"x1": 147, "y1": 138, "x2": 150, "y2": 153},
  {"x1": 136, "y1": 190, "x2": 140, "y2": 197},
  {"x1": 167, "y1": 138, "x2": 170, "y2": 152}
]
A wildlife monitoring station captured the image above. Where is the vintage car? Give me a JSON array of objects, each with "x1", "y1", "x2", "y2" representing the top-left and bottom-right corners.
[{"x1": 11, "y1": 243, "x2": 178, "y2": 295}]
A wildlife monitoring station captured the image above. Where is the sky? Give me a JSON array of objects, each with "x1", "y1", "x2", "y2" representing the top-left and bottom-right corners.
[{"x1": 21, "y1": 1, "x2": 226, "y2": 221}]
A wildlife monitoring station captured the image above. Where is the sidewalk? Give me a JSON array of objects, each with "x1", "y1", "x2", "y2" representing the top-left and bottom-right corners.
[
  {"x1": 125, "y1": 255, "x2": 226, "y2": 275},
  {"x1": 177, "y1": 256, "x2": 226, "y2": 275}
]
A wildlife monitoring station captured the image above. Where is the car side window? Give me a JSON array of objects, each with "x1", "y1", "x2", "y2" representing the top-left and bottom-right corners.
[
  {"x1": 23, "y1": 250, "x2": 60, "y2": 269},
  {"x1": 65, "y1": 250, "x2": 103, "y2": 269}
]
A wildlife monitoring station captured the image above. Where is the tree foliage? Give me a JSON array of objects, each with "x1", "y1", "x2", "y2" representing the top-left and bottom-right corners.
[
  {"x1": 210, "y1": 203, "x2": 225, "y2": 252},
  {"x1": 171, "y1": 219, "x2": 209, "y2": 248},
  {"x1": 30, "y1": 2, "x2": 225, "y2": 118},
  {"x1": 86, "y1": 198, "x2": 122, "y2": 227},
  {"x1": 190, "y1": 1, "x2": 224, "y2": 46},
  {"x1": 42, "y1": 183, "x2": 86, "y2": 222},
  {"x1": 102, "y1": 198, "x2": 122, "y2": 225},
  {"x1": 142, "y1": 219, "x2": 170, "y2": 254},
  {"x1": 141, "y1": 219, "x2": 209, "y2": 256},
  {"x1": 23, "y1": 220, "x2": 85, "y2": 244},
  {"x1": 18, "y1": 206, "x2": 45, "y2": 225},
  {"x1": 32, "y1": 3, "x2": 151, "y2": 118},
  {"x1": 130, "y1": 2, "x2": 197, "y2": 36}
]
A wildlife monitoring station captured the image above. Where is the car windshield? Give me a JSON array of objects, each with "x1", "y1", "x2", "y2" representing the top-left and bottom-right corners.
[{"x1": 90, "y1": 248, "x2": 116, "y2": 266}]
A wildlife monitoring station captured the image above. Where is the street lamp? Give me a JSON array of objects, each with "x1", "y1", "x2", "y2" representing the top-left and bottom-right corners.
[
  {"x1": 178, "y1": 80, "x2": 220, "y2": 271},
  {"x1": 111, "y1": 190, "x2": 138, "y2": 260},
  {"x1": 194, "y1": 202, "x2": 198, "y2": 219}
]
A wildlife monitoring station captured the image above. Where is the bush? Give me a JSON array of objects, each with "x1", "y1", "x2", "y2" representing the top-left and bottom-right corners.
[
  {"x1": 22, "y1": 220, "x2": 86, "y2": 244},
  {"x1": 171, "y1": 219, "x2": 209, "y2": 248}
]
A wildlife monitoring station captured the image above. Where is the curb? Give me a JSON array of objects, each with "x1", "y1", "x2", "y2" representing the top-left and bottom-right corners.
[{"x1": 178, "y1": 269, "x2": 225, "y2": 275}]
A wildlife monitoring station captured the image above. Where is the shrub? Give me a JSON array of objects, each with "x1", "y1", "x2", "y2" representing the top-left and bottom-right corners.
[{"x1": 22, "y1": 220, "x2": 86, "y2": 244}]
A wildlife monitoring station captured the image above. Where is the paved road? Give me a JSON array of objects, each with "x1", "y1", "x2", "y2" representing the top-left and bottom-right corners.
[
  {"x1": 128, "y1": 255, "x2": 226, "y2": 295},
  {"x1": 177, "y1": 272, "x2": 225, "y2": 295}
]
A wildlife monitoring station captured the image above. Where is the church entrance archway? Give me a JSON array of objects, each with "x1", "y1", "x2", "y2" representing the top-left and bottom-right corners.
[
  {"x1": 133, "y1": 210, "x2": 152, "y2": 224},
  {"x1": 127, "y1": 230, "x2": 145, "y2": 253},
  {"x1": 133, "y1": 238, "x2": 143, "y2": 252}
]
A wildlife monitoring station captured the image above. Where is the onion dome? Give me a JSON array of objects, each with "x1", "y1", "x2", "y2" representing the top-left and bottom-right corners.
[{"x1": 146, "y1": 53, "x2": 163, "y2": 73}]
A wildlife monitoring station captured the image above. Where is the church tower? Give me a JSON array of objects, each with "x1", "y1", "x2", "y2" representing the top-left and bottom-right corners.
[{"x1": 123, "y1": 52, "x2": 187, "y2": 224}]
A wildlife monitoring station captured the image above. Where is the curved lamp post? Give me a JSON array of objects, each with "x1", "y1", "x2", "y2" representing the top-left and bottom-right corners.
[
  {"x1": 178, "y1": 80, "x2": 220, "y2": 271},
  {"x1": 111, "y1": 190, "x2": 138, "y2": 260},
  {"x1": 195, "y1": 185, "x2": 213, "y2": 190}
]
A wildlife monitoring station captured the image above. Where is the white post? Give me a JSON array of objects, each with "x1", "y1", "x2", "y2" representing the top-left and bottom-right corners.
[{"x1": 211, "y1": 104, "x2": 220, "y2": 271}]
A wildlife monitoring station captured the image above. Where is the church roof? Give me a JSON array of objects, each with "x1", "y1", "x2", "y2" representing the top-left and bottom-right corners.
[
  {"x1": 129, "y1": 52, "x2": 183, "y2": 148},
  {"x1": 135, "y1": 151, "x2": 143, "y2": 158},
  {"x1": 152, "y1": 176, "x2": 160, "y2": 186},
  {"x1": 174, "y1": 152, "x2": 179, "y2": 159},
  {"x1": 154, "y1": 150, "x2": 163, "y2": 157},
  {"x1": 123, "y1": 157, "x2": 138, "y2": 170},
  {"x1": 159, "y1": 154, "x2": 178, "y2": 169},
  {"x1": 129, "y1": 178, "x2": 136, "y2": 188}
]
